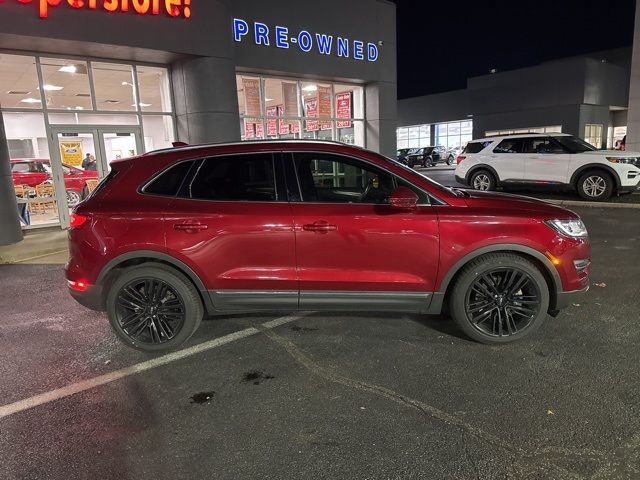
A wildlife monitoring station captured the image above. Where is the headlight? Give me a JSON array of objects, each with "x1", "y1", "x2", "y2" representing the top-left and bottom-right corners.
[
  {"x1": 607, "y1": 157, "x2": 636, "y2": 164},
  {"x1": 545, "y1": 219, "x2": 588, "y2": 238}
]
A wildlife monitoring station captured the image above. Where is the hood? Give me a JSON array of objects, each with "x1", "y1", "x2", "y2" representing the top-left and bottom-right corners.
[
  {"x1": 582, "y1": 149, "x2": 640, "y2": 157},
  {"x1": 461, "y1": 189, "x2": 578, "y2": 218}
]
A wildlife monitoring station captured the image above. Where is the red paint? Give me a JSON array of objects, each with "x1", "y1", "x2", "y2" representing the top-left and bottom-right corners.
[
  {"x1": 69, "y1": 213, "x2": 88, "y2": 229},
  {"x1": 65, "y1": 141, "x2": 590, "y2": 305},
  {"x1": 68, "y1": 280, "x2": 90, "y2": 292},
  {"x1": 13, "y1": 0, "x2": 191, "y2": 18},
  {"x1": 10, "y1": 159, "x2": 99, "y2": 197}
]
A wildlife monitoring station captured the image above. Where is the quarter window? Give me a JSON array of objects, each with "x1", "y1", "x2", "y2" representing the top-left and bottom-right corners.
[
  {"x1": 187, "y1": 154, "x2": 277, "y2": 202},
  {"x1": 145, "y1": 161, "x2": 195, "y2": 196}
]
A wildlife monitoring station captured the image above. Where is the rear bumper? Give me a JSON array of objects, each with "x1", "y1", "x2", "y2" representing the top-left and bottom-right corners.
[
  {"x1": 69, "y1": 284, "x2": 106, "y2": 312},
  {"x1": 555, "y1": 286, "x2": 589, "y2": 310}
]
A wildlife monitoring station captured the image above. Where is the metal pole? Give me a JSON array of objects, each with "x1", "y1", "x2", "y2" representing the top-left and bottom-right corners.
[{"x1": 0, "y1": 110, "x2": 24, "y2": 245}]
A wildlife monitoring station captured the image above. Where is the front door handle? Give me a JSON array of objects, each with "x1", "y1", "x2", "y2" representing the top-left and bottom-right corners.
[
  {"x1": 174, "y1": 222, "x2": 208, "y2": 233},
  {"x1": 303, "y1": 221, "x2": 338, "y2": 234}
]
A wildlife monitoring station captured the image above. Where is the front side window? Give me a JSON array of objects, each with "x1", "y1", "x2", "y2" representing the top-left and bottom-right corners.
[
  {"x1": 494, "y1": 139, "x2": 525, "y2": 154},
  {"x1": 188, "y1": 154, "x2": 277, "y2": 202},
  {"x1": 293, "y1": 153, "x2": 396, "y2": 205},
  {"x1": 12, "y1": 163, "x2": 30, "y2": 173},
  {"x1": 553, "y1": 135, "x2": 597, "y2": 153}
]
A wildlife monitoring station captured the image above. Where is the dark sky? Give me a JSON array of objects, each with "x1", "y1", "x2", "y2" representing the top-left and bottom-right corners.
[{"x1": 394, "y1": 0, "x2": 636, "y2": 99}]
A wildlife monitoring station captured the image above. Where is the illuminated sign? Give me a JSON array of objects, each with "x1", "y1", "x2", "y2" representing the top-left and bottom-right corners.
[
  {"x1": 11, "y1": 0, "x2": 192, "y2": 19},
  {"x1": 233, "y1": 18, "x2": 380, "y2": 62}
]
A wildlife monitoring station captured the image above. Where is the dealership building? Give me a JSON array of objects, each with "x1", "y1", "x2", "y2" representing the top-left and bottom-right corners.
[
  {"x1": 0, "y1": 0, "x2": 397, "y2": 244},
  {"x1": 397, "y1": 47, "x2": 634, "y2": 153}
]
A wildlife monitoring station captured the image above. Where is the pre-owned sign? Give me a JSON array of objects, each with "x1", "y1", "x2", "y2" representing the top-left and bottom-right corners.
[
  {"x1": 11, "y1": 0, "x2": 192, "y2": 19},
  {"x1": 233, "y1": 18, "x2": 380, "y2": 62}
]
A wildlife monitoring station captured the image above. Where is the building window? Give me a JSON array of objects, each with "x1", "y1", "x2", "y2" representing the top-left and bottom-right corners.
[
  {"x1": 236, "y1": 74, "x2": 365, "y2": 148},
  {"x1": 396, "y1": 124, "x2": 431, "y2": 149},
  {"x1": 0, "y1": 54, "x2": 42, "y2": 109},
  {"x1": 486, "y1": 125, "x2": 562, "y2": 136},
  {"x1": 435, "y1": 120, "x2": 473, "y2": 150},
  {"x1": 584, "y1": 124, "x2": 603, "y2": 148}
]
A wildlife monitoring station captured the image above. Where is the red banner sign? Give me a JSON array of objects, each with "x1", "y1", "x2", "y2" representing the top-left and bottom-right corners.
[
  {"x1": 242, "y1": 78, "x2": 261, "y2": 117},
  {"x1": 304, "y1": 97, "x2": 319, "y2": 132},
  {"x1": 266, "y1": 106, "x2": 278, "y2": 137},
  {"x1": 336, "y1": 92, "x2": 353, "y2": 129},
  {"x1": 12, "y1": 0, "x2": 192, "y2": 19}
]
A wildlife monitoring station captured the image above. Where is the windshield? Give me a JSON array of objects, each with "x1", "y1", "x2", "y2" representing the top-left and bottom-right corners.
[{"x1": 552, "y1": 135, "x2": 597, "y2": 153}]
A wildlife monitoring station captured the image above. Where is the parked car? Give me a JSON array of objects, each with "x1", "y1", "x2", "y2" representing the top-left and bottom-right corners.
[
  {"x1": 11, "y1": 158, "x2": 99, "y2": 206},
  {"x1": 445, "y1": 145, "x2": 464, "y2": 163},
  {"x1": 396, "y1": 148, "x2": 414, "y2": 165},
  {"x1": 455, "y1": 133, "x2": 640, "y2": 200},
  {"x1": 66, "y1": 140, "x2": 590, "y2": 351},
  {"x1": 406, "y1": 147, "x2": 439, "y2": 167}
]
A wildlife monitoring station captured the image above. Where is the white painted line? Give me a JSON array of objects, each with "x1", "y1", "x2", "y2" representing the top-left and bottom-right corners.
[{"x1": 0, "y1": 313, "x2": 309, "y2": 420}]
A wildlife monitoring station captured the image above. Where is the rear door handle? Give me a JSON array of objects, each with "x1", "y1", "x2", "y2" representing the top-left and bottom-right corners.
[
  {"x1": 174, "y1": 222, "x2": 208, "y2": 233},
  {"x1": 303, "y1": 221, "x2": 337, "y2": 234}
]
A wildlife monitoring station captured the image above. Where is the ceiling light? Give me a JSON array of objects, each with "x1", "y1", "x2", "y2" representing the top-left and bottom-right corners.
[
  {"x1": 302, "y1": 85, "x2": 318, "y2": 92},
  {"x1": 265, "y1": 97, "x2": 274, "y2": 102},
  {"x1": 7, "y1": 90, "x2": 31, "y2": 95},
  {"x1": 20, "y1": 98, "x2": 41, "y2": 104},
  {"x1": 59, "y1": 65, "x2": 77, "y2": 73},
  {"x1": 75, "y1": 106, "x2": 84, "y2": 110},
  {"x1": 41, "y1": 84, "x2": 64, "y2": 91},
  {"x1": 132, "y1": 102, "x2": 152, "y2": 107}
]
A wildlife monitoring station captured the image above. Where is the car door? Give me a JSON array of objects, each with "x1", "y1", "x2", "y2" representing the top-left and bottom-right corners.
[
  {"x1": 489, "y1": 137, "x2": 527, "y2": 181},
  {"x1": 11, "y1": 162, "x2": 31, "y2": 186},
  {"x1": 522, "y1": 136, "x2": 572, "y2": 183},
  {"x1": 163, "y1": 152, "x2": 298, "y2": 312},
  {"x1": 287, "y1": 151, "x2": 440, "y2": 312}
]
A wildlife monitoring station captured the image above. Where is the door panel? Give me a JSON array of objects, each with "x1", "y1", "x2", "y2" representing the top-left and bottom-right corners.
[
  {"x1": 523, "y1": 137, "x2": 572, "y2": 183},
  {"x1": 490, "y1": 138, "x2": 526, "y2": 181},
  {"x1": 291, "y1": 203, "x2": 440, "y2": 293}
]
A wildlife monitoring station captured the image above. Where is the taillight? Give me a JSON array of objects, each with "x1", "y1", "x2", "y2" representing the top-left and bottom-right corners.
[
  {"x1": 456, "y1": 155, "x2": 466, "y2": 165},
  {"x1": 69, "y1": 213, "x2": 88, "y2": 229}
]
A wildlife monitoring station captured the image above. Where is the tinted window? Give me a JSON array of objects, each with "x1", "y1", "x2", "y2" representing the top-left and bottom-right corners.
[
  {"x1": 12, "y1": 163, "x2": 29, "y2": 173},
  {"x1": 188, "y1": 154, "x2": 277, "y2": 202},
  {"x1": 525, "y1": 137, "x2": 567, "y2": 154},
  {"x1": 294, "y1": 153, "x2": 394, "y2": 204},
  {"x1": 145, "y1": 160, "x2": 195, "y2": 196},
  {"x1": 552, "y1": 135, "x2": 596, "y2": 153},
  {"x1": 494, "y1": 139, "x2": 525, "y2": 154},
  {"x1": 463, "y1": 141, "x2": 492, "y2": 154}
]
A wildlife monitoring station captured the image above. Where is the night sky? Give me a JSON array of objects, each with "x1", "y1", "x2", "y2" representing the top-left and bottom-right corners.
[{"x1": 394, "y1": 0, "x2": 636, "y2": 99}]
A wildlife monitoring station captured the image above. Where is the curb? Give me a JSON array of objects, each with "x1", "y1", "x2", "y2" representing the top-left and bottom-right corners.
[{"x1": 542, "y1": 199, "x2": 640, "y2": 209}]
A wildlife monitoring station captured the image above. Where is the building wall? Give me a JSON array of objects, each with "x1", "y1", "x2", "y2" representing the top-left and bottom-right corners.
[{"x1": 627, "y1": 0, "x2": 640, "y2": 151}]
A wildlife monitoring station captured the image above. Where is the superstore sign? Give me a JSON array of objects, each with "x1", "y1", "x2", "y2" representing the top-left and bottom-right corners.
[
  {"x1": 6, "y1": 0, "x2": 192, "y2": 19},
  {"x1": 233, "y1": 18, "x2": 380, "y2": 62}
]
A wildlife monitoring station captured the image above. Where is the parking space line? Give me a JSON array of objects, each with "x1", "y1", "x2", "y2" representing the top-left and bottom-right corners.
[{"x1": 0, "y1": 313, "x2": 310, "y2": 420}]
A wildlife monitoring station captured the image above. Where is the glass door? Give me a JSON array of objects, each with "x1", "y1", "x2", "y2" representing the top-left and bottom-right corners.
[{"x1": 50, "y1": 126, "x2": 142, "y2": 228}]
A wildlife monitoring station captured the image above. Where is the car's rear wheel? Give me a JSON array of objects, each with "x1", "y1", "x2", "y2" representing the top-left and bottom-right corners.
[
  {"x1": 447, "y1": 155, "x2": 454, "y2": 165},
  {"x1": 449, "y1": 253, "x2": 550, "y2": 344},
  {"x1": 577, "y1": 170, "x2": 614, "y2": 201},
  {"x1": 106, "y1": 264, "x2": 203, "y2": 352},
  {"x1": 470, "y1": 170, "x2": 496, "y2": 191}
]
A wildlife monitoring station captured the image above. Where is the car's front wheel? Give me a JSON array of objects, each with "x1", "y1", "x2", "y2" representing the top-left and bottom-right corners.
[
  {"x1": 577, "y1": 170, "x2": 614, "y2": 201},
  {"x1": 106, "y1": 264, "x2": 203, "y2": 352},
  {"x1": 66, "y1": 190, "x2": 82, "y2": 207},
  {"x1": 447, "y1": 155, "x2": 454, "y2": 165},
  {"x1": 449, "y1": 253, "x2": 550, "y2": 344},
  {"x1": 470, "y1": 170, "x2": 496, "y2": 191}
]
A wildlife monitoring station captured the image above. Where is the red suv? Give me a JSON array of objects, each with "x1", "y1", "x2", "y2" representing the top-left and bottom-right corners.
[
  {"x1": 11, "y1": 159, "x2": 99, "y2": 206},
  {"x1": 66, "y1": 141, "x2": 590, "y2": 351}
]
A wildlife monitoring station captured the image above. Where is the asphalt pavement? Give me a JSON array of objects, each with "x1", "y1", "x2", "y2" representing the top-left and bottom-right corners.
[{"x1": 1, "y1": 207, "x2": 639, "y2": 479}]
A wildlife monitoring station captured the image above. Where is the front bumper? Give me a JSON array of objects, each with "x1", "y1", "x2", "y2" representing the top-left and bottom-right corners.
[
  {"x1": 555, "y1": 285, "x2": 590, "y2": 310},
  {"x1": 455, "y1": 174, "x2": 467, "y2": 185}
]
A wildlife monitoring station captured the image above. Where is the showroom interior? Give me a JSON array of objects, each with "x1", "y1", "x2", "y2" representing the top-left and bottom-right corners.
[{"x1": 0, "y1": 0, "x2": 397, "y2": 244}]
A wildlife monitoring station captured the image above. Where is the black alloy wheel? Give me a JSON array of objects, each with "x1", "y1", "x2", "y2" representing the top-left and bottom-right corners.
[
  {"x1": 464, "y1": 267, "x2": 541, "y2": 337},
  {"x1": 115, "y1": 278, "x2": 185, "y2": 345}
]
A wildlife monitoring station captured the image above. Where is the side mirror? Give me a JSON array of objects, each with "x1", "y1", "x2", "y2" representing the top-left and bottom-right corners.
[{"x1": 389, "y1": 186, "x2": 419, "y2": 210}]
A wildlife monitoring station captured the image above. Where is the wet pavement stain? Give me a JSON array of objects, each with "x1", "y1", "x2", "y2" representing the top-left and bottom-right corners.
[
  {"x1": 242, "y1": 370, "x2": 275, "y2": 385},
  {"x1": 190, "y1": 391, "x2": 215, "y2": 405},
  {"x1": 291, "y1": 325, "x2": 319, "y2": 333}
]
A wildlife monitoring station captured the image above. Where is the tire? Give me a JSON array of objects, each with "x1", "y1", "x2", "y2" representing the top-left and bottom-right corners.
[
  {"x1": 448, "y1": 253, "x2": 550, "y2": 344},
  {"x1": 576, "y1": 170, "x2": 614, "y2": 201},
  {"x1": 447, "y1": 156, "x2": 453, "y2": 166},
  {"x1": 66, "y1": 190, "x2": 82, "y2": 207},
  {"x1": 106, "y1": 263, "x2": 203, "y2": 352},
  {"x1": 470, "y1": 170, "x2": 497, "y2": 191}
]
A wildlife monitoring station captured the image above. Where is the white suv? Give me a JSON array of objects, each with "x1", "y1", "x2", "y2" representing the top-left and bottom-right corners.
[{"x1": 454, "y1": 133, "x2": 640, "y2": 200}]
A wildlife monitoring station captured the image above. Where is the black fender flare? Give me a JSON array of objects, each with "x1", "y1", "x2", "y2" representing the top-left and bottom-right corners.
[
  {"x1": 96, "y1": 250, "x2": 214, "y2": 313},
  {"x1": 465, "y1": 164, "x2": 501, "y2": 185},
  {"x1": 428, "y1": 243, "x2": 562, "y2": 314},
  {"x1": 570, "y1": 164, "x2": 621, "y2": 191}
]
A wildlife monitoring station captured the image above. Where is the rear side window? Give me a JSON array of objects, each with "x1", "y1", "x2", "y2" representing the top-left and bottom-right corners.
[
  {"x1": 145, "y1": 161, "x2": 195, "y2": 196},
  {"x1": 494, "y1": 138, "x2": 525, "y2": 154},
  {"x1": 187, "y1": 153, "x2": 277, "y2": 202},
  {"x1": 463, "y1": 141, "x2": 492, "y2": 154},
  {"x1": 12, "y1": 163, "x2": 29, "y2": 173}
]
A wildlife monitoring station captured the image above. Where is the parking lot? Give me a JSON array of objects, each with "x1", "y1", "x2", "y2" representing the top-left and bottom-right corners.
[{"x1": 1, "y1": 206, "x2": 639, "y2": 480}]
